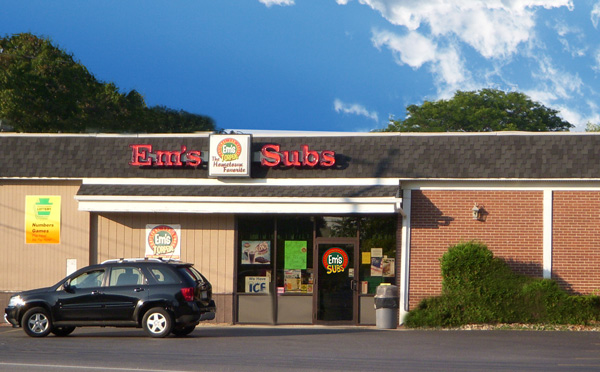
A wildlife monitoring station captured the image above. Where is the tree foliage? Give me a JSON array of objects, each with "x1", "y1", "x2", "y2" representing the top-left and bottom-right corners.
[
  {"x1": 0, "y1": 33, "x2": 215, "y2": 133},
  {"x1": 585, "y1": 122, "x2": 600, "y2": 132},
  {"x1": 382, "y1": 89, "x2": 573, "y2": 132}
]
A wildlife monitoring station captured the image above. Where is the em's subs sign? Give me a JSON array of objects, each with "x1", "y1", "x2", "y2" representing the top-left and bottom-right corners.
[
  {"x1": 261, "y1": 144, "x2": 335, "y2": 167},
  {"x1": 146, "y1": 224, "x2": 181, "y2": 259},
  {"x1": 322, "y1": 247, "x2": 349, "y2": 274},
  {"x1": 130, "y1": 144, "x2": 202, "y2": 167},
  {"x1": 209, "y1": 134, "x2": 251, "y2": 177}
]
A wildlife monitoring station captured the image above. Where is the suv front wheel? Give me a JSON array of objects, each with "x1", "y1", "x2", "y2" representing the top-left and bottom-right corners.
[
  {"x1": 23, "y1": 307, "x2": 52, "y2": 337},
  {"x1": 142, "y1": 307, "x2": 173, "y2": 338}
]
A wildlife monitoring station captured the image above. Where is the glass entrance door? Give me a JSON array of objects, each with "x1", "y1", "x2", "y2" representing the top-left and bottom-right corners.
[{"x1": 316, "y1": 241, "x2": 357, "y2": 323}]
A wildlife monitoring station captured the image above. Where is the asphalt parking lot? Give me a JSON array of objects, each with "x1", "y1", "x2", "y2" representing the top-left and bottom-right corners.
[{"x1": 1, "y1": 323, "x2": 600, "y2": 372}]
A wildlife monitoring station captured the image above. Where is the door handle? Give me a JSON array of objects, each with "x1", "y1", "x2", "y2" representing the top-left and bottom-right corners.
[
  {"x1": 350, "y1": 280, "x2": 357, "y2": 291},
  {"x1": 134, "y1": 288, "x2": 145, "y2": 292},
  {"x1": 91, "y1": 290, "x2": 102, "y2": 295}
]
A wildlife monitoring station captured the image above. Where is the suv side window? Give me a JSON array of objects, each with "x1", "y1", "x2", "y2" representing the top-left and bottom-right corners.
[
  {"x1": 109, "y1": 267, "x2": 144, "y2": 286},
  {"x1": 70, "y1": 269, "x2": 105, "y2": 289},
  {"x1": 149, "y1": 267, "x2": 180, "y2": 284}
]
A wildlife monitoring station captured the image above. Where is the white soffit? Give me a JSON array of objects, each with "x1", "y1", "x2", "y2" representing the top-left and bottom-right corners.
[{"x1": 76, "y1": 196, "x2": 401, "y2": 214}]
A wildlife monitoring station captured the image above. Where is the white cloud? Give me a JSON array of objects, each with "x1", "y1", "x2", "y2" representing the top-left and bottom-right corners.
[
  {"x1": 358, "y1": 0, "x2": 572, "y2": 59},
  {"x1": 552, "y1": 21, "x2": 588, "y2": 57},
  {"x1": 594, "y1": 48, "x2": 600, "y2": 72},
  {"x1": 371, "y1": 29, "x2": 469, "y2": 95},
  {"x1": 259, "y1": 0, "x2": 295, "y2": 7},
  {"x1": 592, "y1": 2, "x2": 600, "y2": 28},
  {"x1": 371, "y1": 29, "x2": 436, "y2": 68},
  {"x1": 334, "y1": 99, "x2": 379, "y2": 122},
  {"x1": 336, "y1": 0, "x2": 351, "y2": 4},
  {"x1": 532, "y1": 55, "x2": 582, "y2": 100}
]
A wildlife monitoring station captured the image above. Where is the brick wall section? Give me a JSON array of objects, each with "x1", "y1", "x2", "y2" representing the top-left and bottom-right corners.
[
  {"x1": 552, "y1": 191, "x2": 600, "y2": 295},
  {"x1": 408, "y1": 190, "x2": 544, "y2": 309}
]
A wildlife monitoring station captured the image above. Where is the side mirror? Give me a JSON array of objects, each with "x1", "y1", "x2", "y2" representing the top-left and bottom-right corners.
[{"x1": 63, "y1": 280, "x2": 74, "y2": 292}]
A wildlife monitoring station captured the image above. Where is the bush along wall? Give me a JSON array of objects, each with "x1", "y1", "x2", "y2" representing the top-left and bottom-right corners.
[{"x1": 404, "y1": 241, "x2": 600, "y2": 328}]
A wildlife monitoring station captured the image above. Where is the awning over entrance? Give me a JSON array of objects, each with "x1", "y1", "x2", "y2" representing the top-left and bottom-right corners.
[{"x1": 75, "y1": 184, "x2": 402, "y2": 214}]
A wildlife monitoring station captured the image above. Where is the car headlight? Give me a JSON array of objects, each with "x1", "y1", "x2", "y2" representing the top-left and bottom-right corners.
[{"x1": 7, "y1": 295, "x2": 25, "y2": 307}]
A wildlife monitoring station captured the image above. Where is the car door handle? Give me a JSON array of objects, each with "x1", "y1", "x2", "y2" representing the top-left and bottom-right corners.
[
  {"x1": 134, "y1": 288, "x2": 145, "y2": 292},
  {"x1": 91, "y1": 290, "x2": 102, "y2": 295}
]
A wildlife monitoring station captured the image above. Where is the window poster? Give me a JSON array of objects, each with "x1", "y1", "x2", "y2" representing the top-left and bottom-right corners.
[
  {"x1": 246, "y1": 276, "x2": 270, "y2": 294},
  {"x1": 371, "y1": 257, "x2": 383, "y2": 277},
  {"x1": 382, "y1": 257, "x2": 395, "y2": 277},
  {"x1": 284, "y1": 240, "x2": 307, "y2": 270},
  {"x1": 361, "y1": 251, "x2": 371, "y2": 265},
  {"x1": 371, "y1": 248, "x2": 383, "y2": 257},
  {"x1": 370, "y1": 247, "x2": 383, "y2": 276},
  {"x1": 241, "y1": 241, "x2": 271, "y2": 264},
  {"x1": 25, "y1": 196, "x2": 61, "y2": 244},
  {"x1": 284, "y1": 270, "x2": 302, "y2": 292}
]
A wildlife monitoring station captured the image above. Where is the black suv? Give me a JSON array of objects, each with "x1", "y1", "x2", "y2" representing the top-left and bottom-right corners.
[{"x1": 4, "y1": 258, "x2": 215, "y2": 338}]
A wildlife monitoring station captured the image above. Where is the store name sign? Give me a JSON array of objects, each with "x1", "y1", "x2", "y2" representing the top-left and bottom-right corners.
[
  {"x1": 322, "y1": 247, "x2": 349, "y2": 274},
  {"x1": 128, "y1": 140, "x2": 337, "y2": 172},
  {"x1": 209, "y1": 134, "x2": 251, "y2": 177},
  {"x1": 261, "y1": 144, "x2": 335, "y2": 167},
  {"x1": 129, "y1": 144, "x2": 202, "y2": 167}
]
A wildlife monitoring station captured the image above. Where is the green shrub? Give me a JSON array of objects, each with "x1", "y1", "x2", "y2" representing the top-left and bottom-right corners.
[{"x1": 405, "y1": 241, "x2": 600, "y2": 328}]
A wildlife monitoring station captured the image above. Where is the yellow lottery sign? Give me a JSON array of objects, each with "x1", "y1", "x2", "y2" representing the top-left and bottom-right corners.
[{"x1": 25, "y1": 196, "x2": 61, "y2": 244}]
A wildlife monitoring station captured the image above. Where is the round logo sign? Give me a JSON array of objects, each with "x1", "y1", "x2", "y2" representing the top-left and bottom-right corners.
[
  {"x1": 217, "y1": 138, "x2": 242, "y2": 162},
  {"x1": 148, "y1": 225, "x2": 179, "y2": 256},
  {"x1": 322, "y1": 247, "x2": 349, "y2": 274}
]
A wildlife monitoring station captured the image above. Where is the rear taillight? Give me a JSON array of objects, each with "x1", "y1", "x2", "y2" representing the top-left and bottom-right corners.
[{"x1": 181, "y1": 287, "x2": 194, "y2": 302}]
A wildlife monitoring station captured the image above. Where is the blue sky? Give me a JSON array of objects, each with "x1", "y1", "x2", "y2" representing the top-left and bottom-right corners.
[{"x1": 2, "y1": 0, "x2": 600, "y2": 132}]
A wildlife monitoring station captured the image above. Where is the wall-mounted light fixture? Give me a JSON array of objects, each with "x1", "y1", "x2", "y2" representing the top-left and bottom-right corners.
[{"x1": 472, "y1": 203, "x2": 484, "y2": 221}]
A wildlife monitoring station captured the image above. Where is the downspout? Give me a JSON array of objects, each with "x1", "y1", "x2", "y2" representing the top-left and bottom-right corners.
[{"x1": 399, "y1": 189, "x2": 411, "y2": 324}]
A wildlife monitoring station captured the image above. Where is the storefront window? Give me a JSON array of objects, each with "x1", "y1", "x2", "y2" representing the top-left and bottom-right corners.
[
  {"x1": 358, "y1": 216, "x2": 397, "y2": 294},
  {"x1": 315, "y1": 216, "x2": 358, "y2": 238},
  {"x1": 276, "y1": 217, "x2": 314, "y2": 294},
  {"x1": 237, "y1": 216, "x2": 274, "y2": 294}
]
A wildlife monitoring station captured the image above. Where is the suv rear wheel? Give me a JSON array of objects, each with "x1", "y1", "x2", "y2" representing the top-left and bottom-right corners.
[
  {"x1": 51, "y1": 326, "x2": 76, "y2": 337},
  {"x1": 142, "y1": 307, "x2": 172, "y2": 338},
  {"x1": 171, "y1": 325, "x2": 195, "y2": 337},
  {"x1": 23, "y1": 307, "x2": 52, "y2": 337}
]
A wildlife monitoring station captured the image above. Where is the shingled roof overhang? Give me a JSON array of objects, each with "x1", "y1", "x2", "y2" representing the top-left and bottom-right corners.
[
  {"x1": 4, "y1": 131, "x2": 600, "y2": 213},
  {"x1": 2, "y1": 131, "x2": 600, "y2": 180},
  {"x1": 74, "y1": 184, "x2": 402, "y2": 214}
]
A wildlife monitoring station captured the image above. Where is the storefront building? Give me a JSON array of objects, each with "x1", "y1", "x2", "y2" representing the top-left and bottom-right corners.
[{"x1": 2, "y1": 131, "x2": 600, "y2": 325}]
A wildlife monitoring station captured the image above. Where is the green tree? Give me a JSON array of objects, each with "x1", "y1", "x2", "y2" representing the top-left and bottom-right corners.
[
  {"x1": 585, "y1": 121, "x2": 600, "y2": 132},
  {"x1": 0, "y1": 33, "x2": 215, "y2": 133},
  {"x1": 383, "y1": 89, "x2": 573, "y2": 132}
]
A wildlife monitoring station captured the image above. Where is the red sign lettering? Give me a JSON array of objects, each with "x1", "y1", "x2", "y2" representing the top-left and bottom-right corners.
[
  {"x1": 129, "y1": 144, "x2": 202, "y2": 167},
  {"x1": 260, "y1": 144, "x2": 336, "y2": 168}
]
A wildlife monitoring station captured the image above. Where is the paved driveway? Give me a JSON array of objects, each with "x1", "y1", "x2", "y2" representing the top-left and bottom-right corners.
[{"x1": 1, "y1": 324, "x2": 599, "y2": 371}]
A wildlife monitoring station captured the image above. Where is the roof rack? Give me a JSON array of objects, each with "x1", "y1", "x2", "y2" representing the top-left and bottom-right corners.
[{"x1": 100, "y1": 257, "x2": 181, "y2": 264}]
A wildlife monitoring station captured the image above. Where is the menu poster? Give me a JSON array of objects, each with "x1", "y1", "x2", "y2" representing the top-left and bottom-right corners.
[
  {"x1": 371, "y1": 256, "x2": 383, "y2": 277},
  {"x1": 241, "y1": 241, "x2": 271, "y2": 265},
  {"x1": 284, "y1": 240, "x2": 307, "y2": 270}
]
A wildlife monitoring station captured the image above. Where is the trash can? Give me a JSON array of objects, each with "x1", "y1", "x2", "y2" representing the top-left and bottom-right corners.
[{"x1": 374, "y1": 284, "x2": 399, "y2": 329}]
